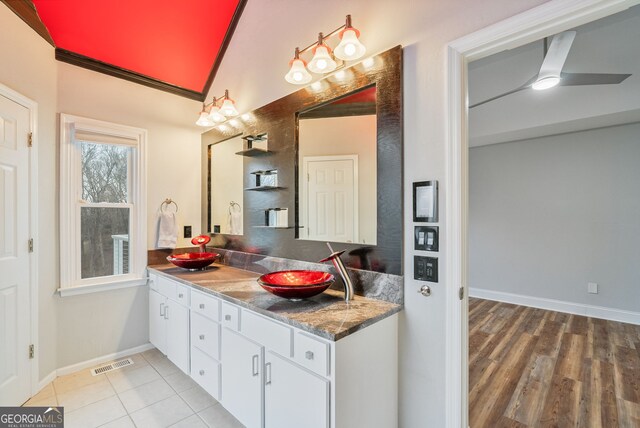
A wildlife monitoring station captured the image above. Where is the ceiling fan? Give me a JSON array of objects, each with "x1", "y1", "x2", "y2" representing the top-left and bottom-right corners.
[{"x1": 470, "y1": 31, "x2": 632, "y2": 108}]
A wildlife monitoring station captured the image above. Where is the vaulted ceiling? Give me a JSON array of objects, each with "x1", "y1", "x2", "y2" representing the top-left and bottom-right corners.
[{"x1": 2, "y1": 0, "x2": 246, "y2": 100}]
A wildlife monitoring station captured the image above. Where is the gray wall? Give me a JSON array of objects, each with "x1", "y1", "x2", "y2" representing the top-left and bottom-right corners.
[{"x1": 469, "y1": 123, "x2": 640, "y2": 313}]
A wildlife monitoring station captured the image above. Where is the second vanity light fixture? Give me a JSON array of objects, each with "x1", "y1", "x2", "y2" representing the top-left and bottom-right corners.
[
  {"x1": 284, "y1": 15, "x2": 366, "y2": 85},
  {"x1": 196, "y1": 89, "x2": 240, "y2": 127}
]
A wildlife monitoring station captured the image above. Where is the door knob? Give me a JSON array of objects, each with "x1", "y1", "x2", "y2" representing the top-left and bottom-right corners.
[{"x1": 418, "y1": 285, "x2": 431, "y2": 297}]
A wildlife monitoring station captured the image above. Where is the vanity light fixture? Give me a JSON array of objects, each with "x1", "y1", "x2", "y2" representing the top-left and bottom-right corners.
[
  {"x1": 334, "y1": 15, "x2": 366, "y2": 61},
  {"x1": 284, "y1": 48, "x2": 313, "y2": 84},
  {"x1": 284, "y1": 14, "x2": 366, "y2": 85},
  {"x1": 307, "y1": 33, "x2": 338, "y2": 74},
  {"x1": 195, "y1": 89, "x2": 239, "y2": 127}
]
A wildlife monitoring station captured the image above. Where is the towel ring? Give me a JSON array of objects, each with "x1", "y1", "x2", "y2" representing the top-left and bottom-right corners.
[
  {"x1": 161, "y1": 198, "x2": 178, "y2": 212},
  {"x1": 229, "y1": 201, "x2": 241, "y2": 214}
]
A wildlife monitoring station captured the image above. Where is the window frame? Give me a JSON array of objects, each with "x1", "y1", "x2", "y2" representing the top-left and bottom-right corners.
[{"x1": 59, "y1": 114, "x2": 147, "y2": 296}]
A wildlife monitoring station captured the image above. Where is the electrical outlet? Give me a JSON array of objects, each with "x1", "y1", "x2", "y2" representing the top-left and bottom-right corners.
[
  {"x1": 588, "y1": 282, "x2": 598, "y2": 294},
  {"x1": 184, "y1": 225, "x2": 192, "y2": 238}
]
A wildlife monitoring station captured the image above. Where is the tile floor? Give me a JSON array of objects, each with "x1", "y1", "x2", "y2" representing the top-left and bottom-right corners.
[{"x1": 22, "y1": 348, "x2": 244, "y2": 428}]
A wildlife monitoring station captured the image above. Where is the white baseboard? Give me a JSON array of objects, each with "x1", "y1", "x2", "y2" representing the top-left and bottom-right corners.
[
  {"x1": 37, "y1": 370, "x2": 57, "y2": 392},
  {"x1": 56, "y1": 343, "x2": 154, "y2": 377},
  {"x1": 469, "y1": 288, "x2": 640, "y2": 325}
]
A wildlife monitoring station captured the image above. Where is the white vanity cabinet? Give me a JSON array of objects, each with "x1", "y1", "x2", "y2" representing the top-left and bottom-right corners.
[
  {"x1": 148, "y1": 270, "x2": 399, "y2": 428},
  {"x1": 264, "y1": 351, "x2": 329, "y2": 428},
  {"x1": 221, "y1": 328, "x2": 264, "y2": 428},
  {"x1": 189, "y1": 290, "x2": 222, "y2": 400},
  {"x1": 148, "y1": 274, "x2": 190, "y2": 374}
]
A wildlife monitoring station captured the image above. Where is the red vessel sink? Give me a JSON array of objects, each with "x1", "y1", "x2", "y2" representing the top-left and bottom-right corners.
[
  {"x1": 258, "y1": 270, "x2": 335, "y2": 300},
  {"x1": 167, "y1": 252, "x2": 218, "y2": 270}
]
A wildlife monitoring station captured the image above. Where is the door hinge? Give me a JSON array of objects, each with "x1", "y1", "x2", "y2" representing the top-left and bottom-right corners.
[
  {"x1": 29, "y1": 344, "x2": 34, "y2": 359},
  {"x1": 459, "y1": 287, "x2": 464, "y2": 300},
  {"x1": 28, "y1": 132, "x2": 33, "y2": 147},
  {"x1": 28, "y1": 238, "x2": 34, "y2": 253}
]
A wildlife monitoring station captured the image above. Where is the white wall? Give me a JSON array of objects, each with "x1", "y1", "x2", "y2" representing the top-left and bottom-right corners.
[
  {"x1": 205, "y1": 0, "x2": 550, "y2": 425},
  {"x1": 0, "y1": 3, "x2": 58, "y2": 382},
  {"x1": 469, "y1": 123, "x2": 640, "y2": 313},
  {"x1": 299, "y1": 115, "x2": 377, "y2": 245},
  {"x1": 56, "y1": 63, "x2": 202, "y2": 368}
]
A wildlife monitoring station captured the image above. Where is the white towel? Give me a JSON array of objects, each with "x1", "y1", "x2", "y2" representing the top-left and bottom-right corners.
[
  {"x1": 157, "y1": 211, "x2": 177, "y2": 248},
  {"x1": 228, "y1": 206, "x2": 242, "y2": 235}
]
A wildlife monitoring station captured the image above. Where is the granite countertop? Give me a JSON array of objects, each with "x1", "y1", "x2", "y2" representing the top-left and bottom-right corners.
[{"x1": 148, "y1": 263, "x2": 402, "y2": 341}]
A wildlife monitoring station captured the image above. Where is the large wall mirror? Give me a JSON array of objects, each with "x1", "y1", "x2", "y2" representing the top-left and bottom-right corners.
[
  {"x1": 201, "y1": 46, "x2": 402, "y2": 274},
  {"x1": 298, "y1": 86, "x2": 377, "y2": 245},
  {"x1": 207, "y1": 134, "x2": 244, "y2": 235}
]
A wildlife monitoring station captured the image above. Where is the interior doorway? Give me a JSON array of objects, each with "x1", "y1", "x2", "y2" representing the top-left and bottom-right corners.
[{"x1": 445, "y1": 1, "x2": 640, "y2": 426}]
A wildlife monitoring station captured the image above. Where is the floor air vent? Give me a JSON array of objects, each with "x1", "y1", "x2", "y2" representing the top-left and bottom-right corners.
[{"x1": 90, "y1": 358, "x2": 134, "y2": 376}]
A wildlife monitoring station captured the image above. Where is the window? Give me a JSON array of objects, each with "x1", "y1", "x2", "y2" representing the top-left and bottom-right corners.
[{"x1": 60, "y1": 114, "x2": 147, "y2": 295}]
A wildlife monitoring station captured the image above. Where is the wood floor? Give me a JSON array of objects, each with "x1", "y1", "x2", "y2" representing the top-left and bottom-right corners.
[{"x1": 468, "y1": 298, "x2": 640, "y2": 428}]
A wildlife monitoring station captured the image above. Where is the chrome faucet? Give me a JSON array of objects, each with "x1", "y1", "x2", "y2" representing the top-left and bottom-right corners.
[{"x1": 320, "y1": 243, "x2": 354, "y2": 302}]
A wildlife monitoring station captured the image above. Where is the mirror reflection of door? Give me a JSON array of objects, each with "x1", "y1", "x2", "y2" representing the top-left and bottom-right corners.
[
  {"x1": 297, "y1": 85, "x2": 377, "y2": 245},
  {"x1": 209, "y1": 135, "x2": 244, "y2": 235},
  {"x1": 304, "y1": 155, "x2": 358, "y2": 243}
]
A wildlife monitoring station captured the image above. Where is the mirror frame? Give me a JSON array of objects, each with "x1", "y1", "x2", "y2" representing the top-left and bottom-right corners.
[{"x1": 201, "y1": 45, "x2": 402, "y2": 274}]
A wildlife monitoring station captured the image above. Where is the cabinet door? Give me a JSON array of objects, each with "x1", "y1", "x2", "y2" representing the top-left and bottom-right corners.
[
  {"x1": 264, "y1": 351, "x2": 329, "y2": 428},
  {"x1": 166, "y1": 300, "x2": 190, "y2": 374},
  {"x1": 221, "y1": 328, "x2": 264, "y2": 428},
  {"x1": 149, "y1": 289, "x2": 167, "y2": 354}
]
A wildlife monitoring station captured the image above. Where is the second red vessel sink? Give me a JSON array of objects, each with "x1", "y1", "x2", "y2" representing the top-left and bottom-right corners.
[{"x1": 167, "y1": 252, "x2": 218, "y2": 270}]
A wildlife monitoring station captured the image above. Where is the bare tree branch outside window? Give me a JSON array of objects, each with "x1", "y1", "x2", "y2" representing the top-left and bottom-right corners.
[{"x1": 80, "y1": 142, "x2": 131, "y2": 279}]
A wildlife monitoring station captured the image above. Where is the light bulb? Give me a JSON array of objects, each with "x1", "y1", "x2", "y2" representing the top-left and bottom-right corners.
[
  {"x1": 308, "y1": 45, "x2": 337, "y2": 74},
  {"x1": 285, "y1": 58, "x2": 312, "y2": 84},
  {"x1": 532, "y1": 76, "x2": 560, "y2": 90},
  {"x1": 334, "y1": 28, "x2": 366, "y2": 61}
]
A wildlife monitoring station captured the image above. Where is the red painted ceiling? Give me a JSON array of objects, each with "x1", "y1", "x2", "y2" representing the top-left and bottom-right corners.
[{"x1": 32, "y1": 0, "x2": 241, "y2": 92}]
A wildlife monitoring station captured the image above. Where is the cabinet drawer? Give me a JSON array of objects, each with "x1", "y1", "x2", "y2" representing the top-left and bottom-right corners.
[
  {"x1": 174, "y1": 284, "x2": 190, "y2": 306},
  {"x1": 191, "y1": 347, "x2": 221, "y2": 401},
  {"x1": 148, "y1": 273, "x2": 159, "y2": 291},
  {"x1": 191, "y1": 312, "x2": 220, "y2": 360},
  {"x1": 242, "y1": 310, "x2": 292, "y2": 358},
  {"x1": 191, "y1": 290, "x2": 220, "y2": 321},
  {"x1": 221, "y1": 302, "x2": 240, "y2": 331},
  {"x1": 293, "y1": 332, "x2": 330, "y2": 377},
  {"x1": 157, "y1": 275, "x2": 176, "y2": 298}
]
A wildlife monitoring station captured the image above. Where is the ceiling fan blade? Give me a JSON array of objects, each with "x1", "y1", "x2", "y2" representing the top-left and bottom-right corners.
[
  {"x1": 560, "y1": 72, "x2": 632, "y2": 86},
  {"x1": 469, "y1": 75, "x2": 537, "y2": 109},
  {"x1": 469, "y1": 86, "x2": 528, "y2": 108},
  {"x1": 538, "y1": 31, "x2": 576, "y2": 79}
]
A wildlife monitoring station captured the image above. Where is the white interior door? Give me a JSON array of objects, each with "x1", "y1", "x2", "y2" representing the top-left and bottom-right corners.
[
  {"x1": 305, "y1": 156, "x2": 358, "y2": 243},
  {"x1": 0, "y1": 93, "x2": 31, "y2": 406}
]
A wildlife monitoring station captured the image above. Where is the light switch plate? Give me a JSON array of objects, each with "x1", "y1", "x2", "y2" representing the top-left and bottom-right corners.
[
  {"x1": 415, "y1": 226, "x2": 438, "y2": 251},
  {"x1": 588, "y1": 282, "x2": 598, "y2": 294}
]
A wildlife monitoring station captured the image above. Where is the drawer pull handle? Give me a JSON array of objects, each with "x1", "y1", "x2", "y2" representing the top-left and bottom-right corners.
[
  {"x1": 199, "y1": 304, "x2": 205, "y2": 309},
  {"x1": 305, "y1": 351, "x2": 314, "y2": 360},
  {"x1": 199, "y1": 369, "x2": 205, "y2": 376},
  {"x1": 199, "y1": 334, "x2": 205, "y2": 340},
  {"x1": 252, "y1": 355, "x2": 259, "y2": 376},
  {"x1": 178, "y1": 293, "x2": 184, "y2": 298},
  {"x1": 159, "y1": 302, "x2": 165, "y2": 317},
  {"x1": 225, "y1": 314, "x2": 231, "y2": 321},
  {"x1": 265, "y1": 362, "x2": 272, "y2": 385}
]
